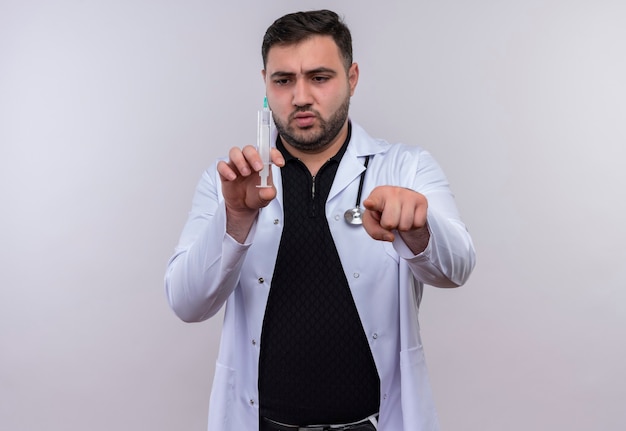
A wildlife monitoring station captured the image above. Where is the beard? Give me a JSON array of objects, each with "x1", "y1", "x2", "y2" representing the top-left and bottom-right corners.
[{"x1": 273, "y1": 94, "x2": 350, "y2": 153}]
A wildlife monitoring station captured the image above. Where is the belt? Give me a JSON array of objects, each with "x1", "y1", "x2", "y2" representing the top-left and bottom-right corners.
[{"x1": 261, "y1": 415, "x2": 378, "y2": 431}]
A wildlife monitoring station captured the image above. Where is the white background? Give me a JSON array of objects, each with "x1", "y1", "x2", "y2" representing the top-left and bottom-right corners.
[{"x1": 1, "y1": 0, "x2": 625, "y2": 430}]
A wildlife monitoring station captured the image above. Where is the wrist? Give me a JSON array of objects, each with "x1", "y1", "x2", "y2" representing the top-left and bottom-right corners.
[{"x1": 225, "y1": 207, "x2": 258, "y2": 244}]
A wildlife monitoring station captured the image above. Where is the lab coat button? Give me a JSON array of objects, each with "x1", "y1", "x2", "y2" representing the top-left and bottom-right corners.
[
  {"x1": 273, "y1": 219, "x2": 279, "y2": 225},
  {"x1": 372, "y1": 333, "x2": 378, "y2": 340},
  {"x1": 353, "y1": 272, "x2": 360, "y2": 278},
  {"x1": 258, "y1": 277, "x2": 264, "y2": 284},
  {"x1": 251, "y1": 339, "x2": 257, "y2": 346},
  {"x1": 250, "y1": 399, "x2": 255, "y2": 406},
  {"x1": 334, "y1": 214, "x2": 340, "y2": 221}
]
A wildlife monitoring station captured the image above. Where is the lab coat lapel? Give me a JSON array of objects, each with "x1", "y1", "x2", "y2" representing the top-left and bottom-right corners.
[
  {"x1": 329, "y1": 147, "x2": 366, "y2": 202},
  {"x1": 328, "y1": 122, "x2": 386, "y2": 202}
]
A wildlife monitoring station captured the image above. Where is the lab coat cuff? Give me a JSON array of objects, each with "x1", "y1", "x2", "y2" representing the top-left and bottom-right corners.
[
  {"x1": 392, "y1": 227, "x2": 433, "y2": 261},
  {"x1": 222, "y1": 210, "x2": 258, "y2": 248}
]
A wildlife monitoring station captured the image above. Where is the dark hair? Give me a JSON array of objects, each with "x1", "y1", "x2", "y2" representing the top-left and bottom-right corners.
[{"x1": 262, "y1": 10, "x2": 353, "y2": 71}]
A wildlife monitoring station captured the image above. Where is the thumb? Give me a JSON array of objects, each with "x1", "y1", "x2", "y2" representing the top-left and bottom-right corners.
[{"x1": 362, "y1": 209, "x2": 395, "y2": 242}]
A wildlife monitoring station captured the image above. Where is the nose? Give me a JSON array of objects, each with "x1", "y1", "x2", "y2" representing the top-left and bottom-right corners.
[{"x1": 292, "y1": 79, "x2": 313, "y2": 107}]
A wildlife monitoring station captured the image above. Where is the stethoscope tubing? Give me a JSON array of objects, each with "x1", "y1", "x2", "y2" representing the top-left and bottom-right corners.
[{"x1": 344, "y1": 155, "x2": 370, "y2": 225}]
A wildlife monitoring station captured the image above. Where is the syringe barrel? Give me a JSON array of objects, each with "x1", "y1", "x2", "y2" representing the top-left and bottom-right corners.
[{"x1": 257, "y1": 109, "x2": 271, "y2": 165}]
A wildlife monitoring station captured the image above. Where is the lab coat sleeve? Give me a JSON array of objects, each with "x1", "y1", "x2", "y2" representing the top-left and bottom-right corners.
[
  {"x1": 164, "y1": 163, "x2": 256, "y2": 322},
  {"x1": 392, "y1": 149, "x2": 476, "y2": 288}
]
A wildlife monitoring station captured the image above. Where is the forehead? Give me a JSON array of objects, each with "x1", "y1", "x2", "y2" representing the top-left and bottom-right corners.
[{"x1": 265, "y1": 35, "x2": 344, "y2": 73}]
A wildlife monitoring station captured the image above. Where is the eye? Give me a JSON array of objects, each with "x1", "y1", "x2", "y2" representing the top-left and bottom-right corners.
[
  {"x1": 312, "y1": 76, "x2": 330, "y2": 83},
  {"x1": 274, "y1": 78, "x2": 291, "y2": 86}
]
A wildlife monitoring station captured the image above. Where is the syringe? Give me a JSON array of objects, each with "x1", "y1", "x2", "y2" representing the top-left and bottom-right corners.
[{"x1": 257, "y1": 96, "x2": 272, "y2": 188}]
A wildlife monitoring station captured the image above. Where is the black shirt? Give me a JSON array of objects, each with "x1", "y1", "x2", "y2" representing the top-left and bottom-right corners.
[{"x1": 258, "y1": 124, "x2": 380, "y2": 425}]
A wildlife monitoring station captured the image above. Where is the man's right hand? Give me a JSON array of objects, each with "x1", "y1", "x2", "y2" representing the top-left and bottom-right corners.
[{"x1": 217, "y1": 145, "x2": 285, "y2": 242}]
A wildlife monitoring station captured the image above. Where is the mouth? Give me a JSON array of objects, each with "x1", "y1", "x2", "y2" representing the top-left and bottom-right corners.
[{"x1": 292, "y1": 112, "x2": 317, "y2": 128}]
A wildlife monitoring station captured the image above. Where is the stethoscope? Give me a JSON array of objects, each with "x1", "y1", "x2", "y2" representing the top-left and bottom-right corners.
[{"x1": 343, "y1": 155, "x2": 370, "y2": 225}]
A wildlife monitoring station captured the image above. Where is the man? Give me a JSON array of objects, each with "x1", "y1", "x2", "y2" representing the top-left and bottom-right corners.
[{"x1": 165, "y1": 9, "x2": 475, "y2": 431}]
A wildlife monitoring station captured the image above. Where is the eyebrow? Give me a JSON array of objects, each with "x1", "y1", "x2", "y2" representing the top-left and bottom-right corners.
[{"x1": 270, "y1": 67, "x2": 338, "y2": 80}]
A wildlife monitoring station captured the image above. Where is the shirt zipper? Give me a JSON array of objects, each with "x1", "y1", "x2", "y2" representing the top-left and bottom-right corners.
[{"x1": 310, "y1": 174, "x2": 316, "y2": 217}]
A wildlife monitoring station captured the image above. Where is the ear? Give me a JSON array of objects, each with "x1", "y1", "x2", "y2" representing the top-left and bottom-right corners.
[
  {"x1": 348, "y1": 63, "x2": 359, "y2": 96},
  {"x1": 261, "y1": 69, "x2": 266, "y2": 82}
]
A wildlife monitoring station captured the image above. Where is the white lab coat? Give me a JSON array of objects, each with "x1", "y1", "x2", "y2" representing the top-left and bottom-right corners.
[{"x1": 165, "y1": 122, "x2": 476, "y2": 431}]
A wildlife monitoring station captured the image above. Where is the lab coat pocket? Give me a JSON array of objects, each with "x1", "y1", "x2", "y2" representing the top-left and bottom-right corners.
[
  {"x1": 400, "y1": 344, "x2": 425, "y2": 368},
  {"x1": 382, "y1": 241, "x2": 400, "y2": 264},
  {"x1": 207, "y1": 362, "x2": 236, "y2": 428},
  {"x1": 399, "y1": 344, "x2": 438, "y2": 429}
]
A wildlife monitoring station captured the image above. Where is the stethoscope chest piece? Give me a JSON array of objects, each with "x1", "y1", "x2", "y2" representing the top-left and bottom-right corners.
[{"x1": 344, "y1": 207, "x2": 364, "y2": 225}]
